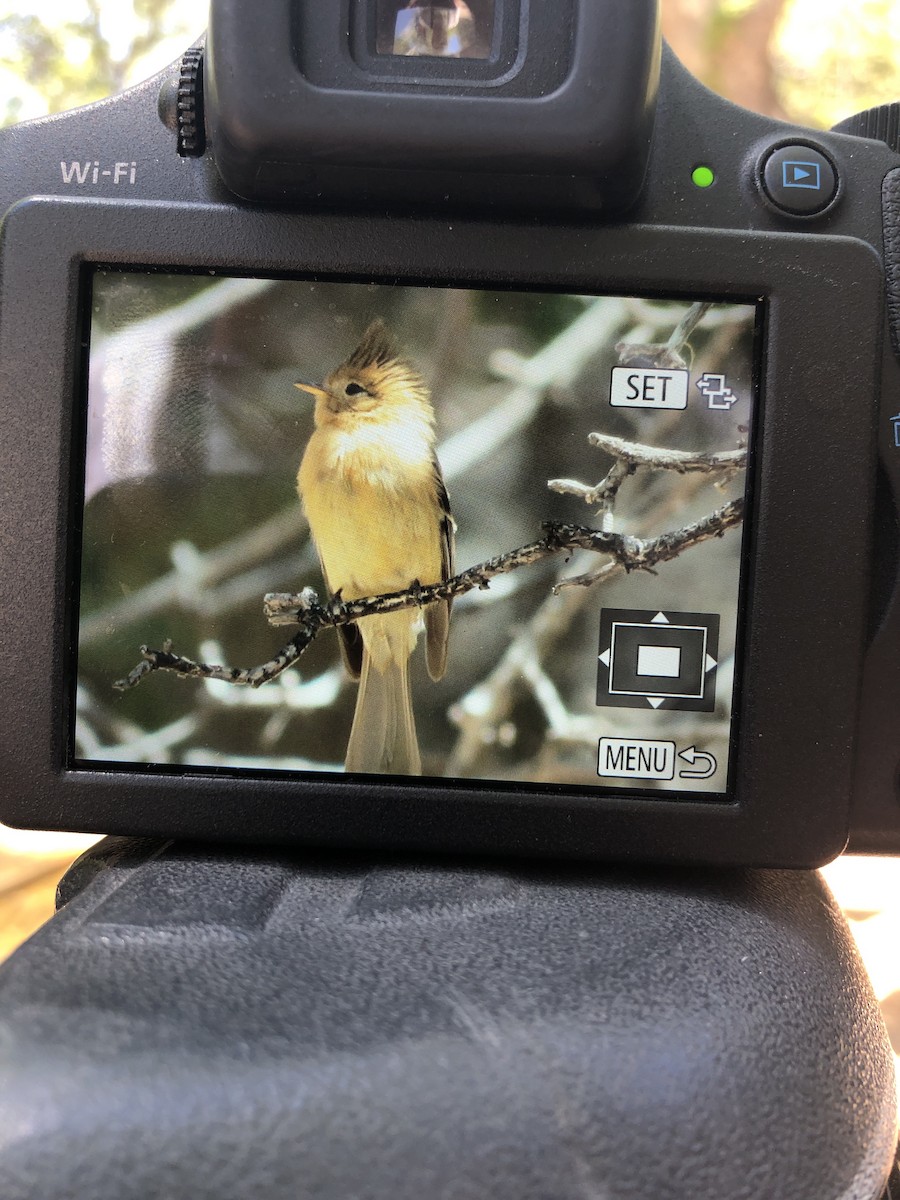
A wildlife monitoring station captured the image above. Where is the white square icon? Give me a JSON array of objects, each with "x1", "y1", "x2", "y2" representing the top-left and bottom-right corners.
[{"x1": 636, "y1": 644, "x2": 682, "y2": 678}]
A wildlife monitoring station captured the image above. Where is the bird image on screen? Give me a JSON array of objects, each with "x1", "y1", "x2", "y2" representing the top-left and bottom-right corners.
[
  {"x1": 295, "y1": 321, "x2": 455, "y2": 776},
  {"x1": 80, "y1": 275, "x2": 756, "y2": 799}
]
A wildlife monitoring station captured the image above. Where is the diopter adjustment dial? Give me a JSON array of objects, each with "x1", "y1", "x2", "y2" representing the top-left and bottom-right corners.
[{"x1": 177, "y1": 46, "x2": 206, "y2": 158}]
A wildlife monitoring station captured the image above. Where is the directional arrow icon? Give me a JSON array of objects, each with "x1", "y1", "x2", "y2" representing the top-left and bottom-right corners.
[
  {"x1": 678, "y1": 746, "x2": 717, "y2": 780},
  {"x1": 696, "y1": 373, "x2": 738, "y2": 411},
  {"x1": 596, "y1": 609, "x2": 721, "y2": 714}
]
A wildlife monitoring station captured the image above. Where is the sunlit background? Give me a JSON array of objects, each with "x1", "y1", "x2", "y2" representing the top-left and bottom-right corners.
[
  {"x1": 0, "y1": 0, "x2": 897, "y2": 1095},
  {"x1": 4, "y1": 0, "x2": 900, "y2": 128}
]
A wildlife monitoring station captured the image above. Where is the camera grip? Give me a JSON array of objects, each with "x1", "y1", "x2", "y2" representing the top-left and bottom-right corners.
[{"x1": 0, "y1": 842, "x2": 895, "y2": 1199}]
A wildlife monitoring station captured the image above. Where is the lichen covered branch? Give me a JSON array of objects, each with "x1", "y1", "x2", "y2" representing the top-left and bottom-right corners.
[
  {"x1": 114, "y1": 497, "x2": 743, "y2": 693},
  {"x1": 586, "y1": 434, "x2": 747, "y2": 475},
  {"x1": 549, "y1": 436, "x2": 747, "y2": 511}
]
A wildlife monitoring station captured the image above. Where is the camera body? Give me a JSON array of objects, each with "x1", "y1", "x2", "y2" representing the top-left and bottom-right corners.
[{"x1": 1, "y1": 0, "x2": 899, "y2": 867}]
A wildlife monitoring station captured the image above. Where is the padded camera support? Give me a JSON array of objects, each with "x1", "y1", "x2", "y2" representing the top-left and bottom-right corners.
[{"x1": 0, "y1": 841, "x2": 896, "y2": 1199}]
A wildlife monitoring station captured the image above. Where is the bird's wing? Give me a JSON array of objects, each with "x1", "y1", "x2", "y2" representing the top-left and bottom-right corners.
[
  {"x1": 425, "y1": 454, "x2": 455, "y2": 682},
  {"x1": 320, "y1": 558, "x2": 364, "y2": 681}
]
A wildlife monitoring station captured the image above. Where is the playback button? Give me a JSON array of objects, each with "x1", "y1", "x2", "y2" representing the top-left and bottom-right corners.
[{"x1": 760, "y1": 144, "x2": 838, "y2": 217}]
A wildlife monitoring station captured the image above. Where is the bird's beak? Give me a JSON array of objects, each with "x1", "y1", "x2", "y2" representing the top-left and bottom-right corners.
[{"x1": 294, "y1": 381, "x2": 329, "y2": 401}]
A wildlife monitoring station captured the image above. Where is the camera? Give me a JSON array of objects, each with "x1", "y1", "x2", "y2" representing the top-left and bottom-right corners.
[{"x1": 1, "y1": 0, "x2": 899, "y2": 868}]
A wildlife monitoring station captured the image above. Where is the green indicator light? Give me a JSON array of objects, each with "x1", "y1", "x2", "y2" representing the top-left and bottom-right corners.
[{"x1": 692, "y1": 165, "x2": 716, "y2": 189}]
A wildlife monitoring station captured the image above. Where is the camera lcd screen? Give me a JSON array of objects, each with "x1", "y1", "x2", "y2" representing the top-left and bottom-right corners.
[
  {"x1": 76, "y1": 272, "x2": 758, "y2": 798},
  {"x1": 376, "y1": 1, "x2": 495, "y2": 59}
]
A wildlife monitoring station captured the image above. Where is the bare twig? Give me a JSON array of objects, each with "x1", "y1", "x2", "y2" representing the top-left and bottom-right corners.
[
  {"x1": 587, "y1": 434, "x2": 746, "y2": 474},
  {"x1": 549, "y1": 435, "x2": 746, "y2": 512},
  {"x1": 447, "y1": 469, "x2": 745, "y2": 774},
  {"x1": 613, "y1": 302, "x2": 713, "y2": 372},
  {"x1": 668, "y1": 301, "x2": 713, "y2": 354},
  {"x1": 549, "y1": 459, "x2": 634, "y2": 510},
  {"x1": 445, "y1": 295, "x2": 632, "y2": 476},
  {"x1": 446, "y1": 553, "x2": 603, "y2": 777},
  {"x1": 114, "y1": 498, "x2": 743, "y2": 692}
]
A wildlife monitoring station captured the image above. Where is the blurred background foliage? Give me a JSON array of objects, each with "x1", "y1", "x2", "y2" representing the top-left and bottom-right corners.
[
  {"x1": 3, "y1": 0, "x2": 900, "y2": 130},
  {"x1": 0, "y1": 0, "x2": 207, "y2": 126},
  {"x1": 663, "y1": 0, "x2": 900, "y2": 128}
]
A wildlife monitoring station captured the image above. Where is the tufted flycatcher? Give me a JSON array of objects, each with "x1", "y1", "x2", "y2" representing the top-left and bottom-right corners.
[{"x1": 295, "y1": 320, "x2": 454, "y2": 776}]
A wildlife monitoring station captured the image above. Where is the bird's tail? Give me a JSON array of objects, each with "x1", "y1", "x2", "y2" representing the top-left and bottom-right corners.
[{"x1": 345, "y1": 648, "x2": 421, "y2": 776}]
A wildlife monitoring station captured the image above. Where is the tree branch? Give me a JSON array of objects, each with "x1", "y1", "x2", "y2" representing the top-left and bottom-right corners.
[
  {"x1": 587, "y1": 435, "x2": 747, "y2": 474},
  {"x1": 614, "y1": 301, "x2": 714, "y2": 372},
  {"x1": 446, "y1": 471, "x2": 743, "y2": 774},
  {"x1": 548, "y1": 435, "x2": 746, "y2": 510},
  {"x1": 668, "y1": 301, "x2": 713, "y2": 354},
  {"x1": 114, "y1": 498, "x2": 743, "y2": 692}
]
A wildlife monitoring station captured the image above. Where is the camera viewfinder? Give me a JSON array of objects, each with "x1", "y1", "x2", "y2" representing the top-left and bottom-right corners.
[{"x1": 376, "y1": 0, "x2": 495, "y2": 59}]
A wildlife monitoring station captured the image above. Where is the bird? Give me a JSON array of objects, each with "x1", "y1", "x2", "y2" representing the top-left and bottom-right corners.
[{"x1": 295, "y1": 320, "x2": 454, "y2": 776}]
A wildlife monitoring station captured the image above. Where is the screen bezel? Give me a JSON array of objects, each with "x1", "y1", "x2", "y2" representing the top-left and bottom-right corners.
[{"x1": 0, "y1": 197, "x2": 881, "y2": 866}]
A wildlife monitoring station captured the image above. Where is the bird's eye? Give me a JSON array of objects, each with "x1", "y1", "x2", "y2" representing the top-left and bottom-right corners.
[{"x1": 345, "y1": 382, "x2": 366, "y2": 396}]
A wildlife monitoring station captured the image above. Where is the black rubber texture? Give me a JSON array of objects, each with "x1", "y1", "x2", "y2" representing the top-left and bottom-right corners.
[{"x1": 0, "y1": 841, "x2": 896, "y2": 1200}]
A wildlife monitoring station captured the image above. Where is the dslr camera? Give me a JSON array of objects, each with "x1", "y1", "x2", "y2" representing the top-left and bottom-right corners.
[{"x1": 1, "y1": 0, "x2": 899, "y2": 868}]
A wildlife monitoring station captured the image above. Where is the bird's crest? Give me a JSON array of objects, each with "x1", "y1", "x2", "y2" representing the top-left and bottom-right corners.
[{"x1": 344, "y1": 319, "x2": 405, "y2": 374}]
